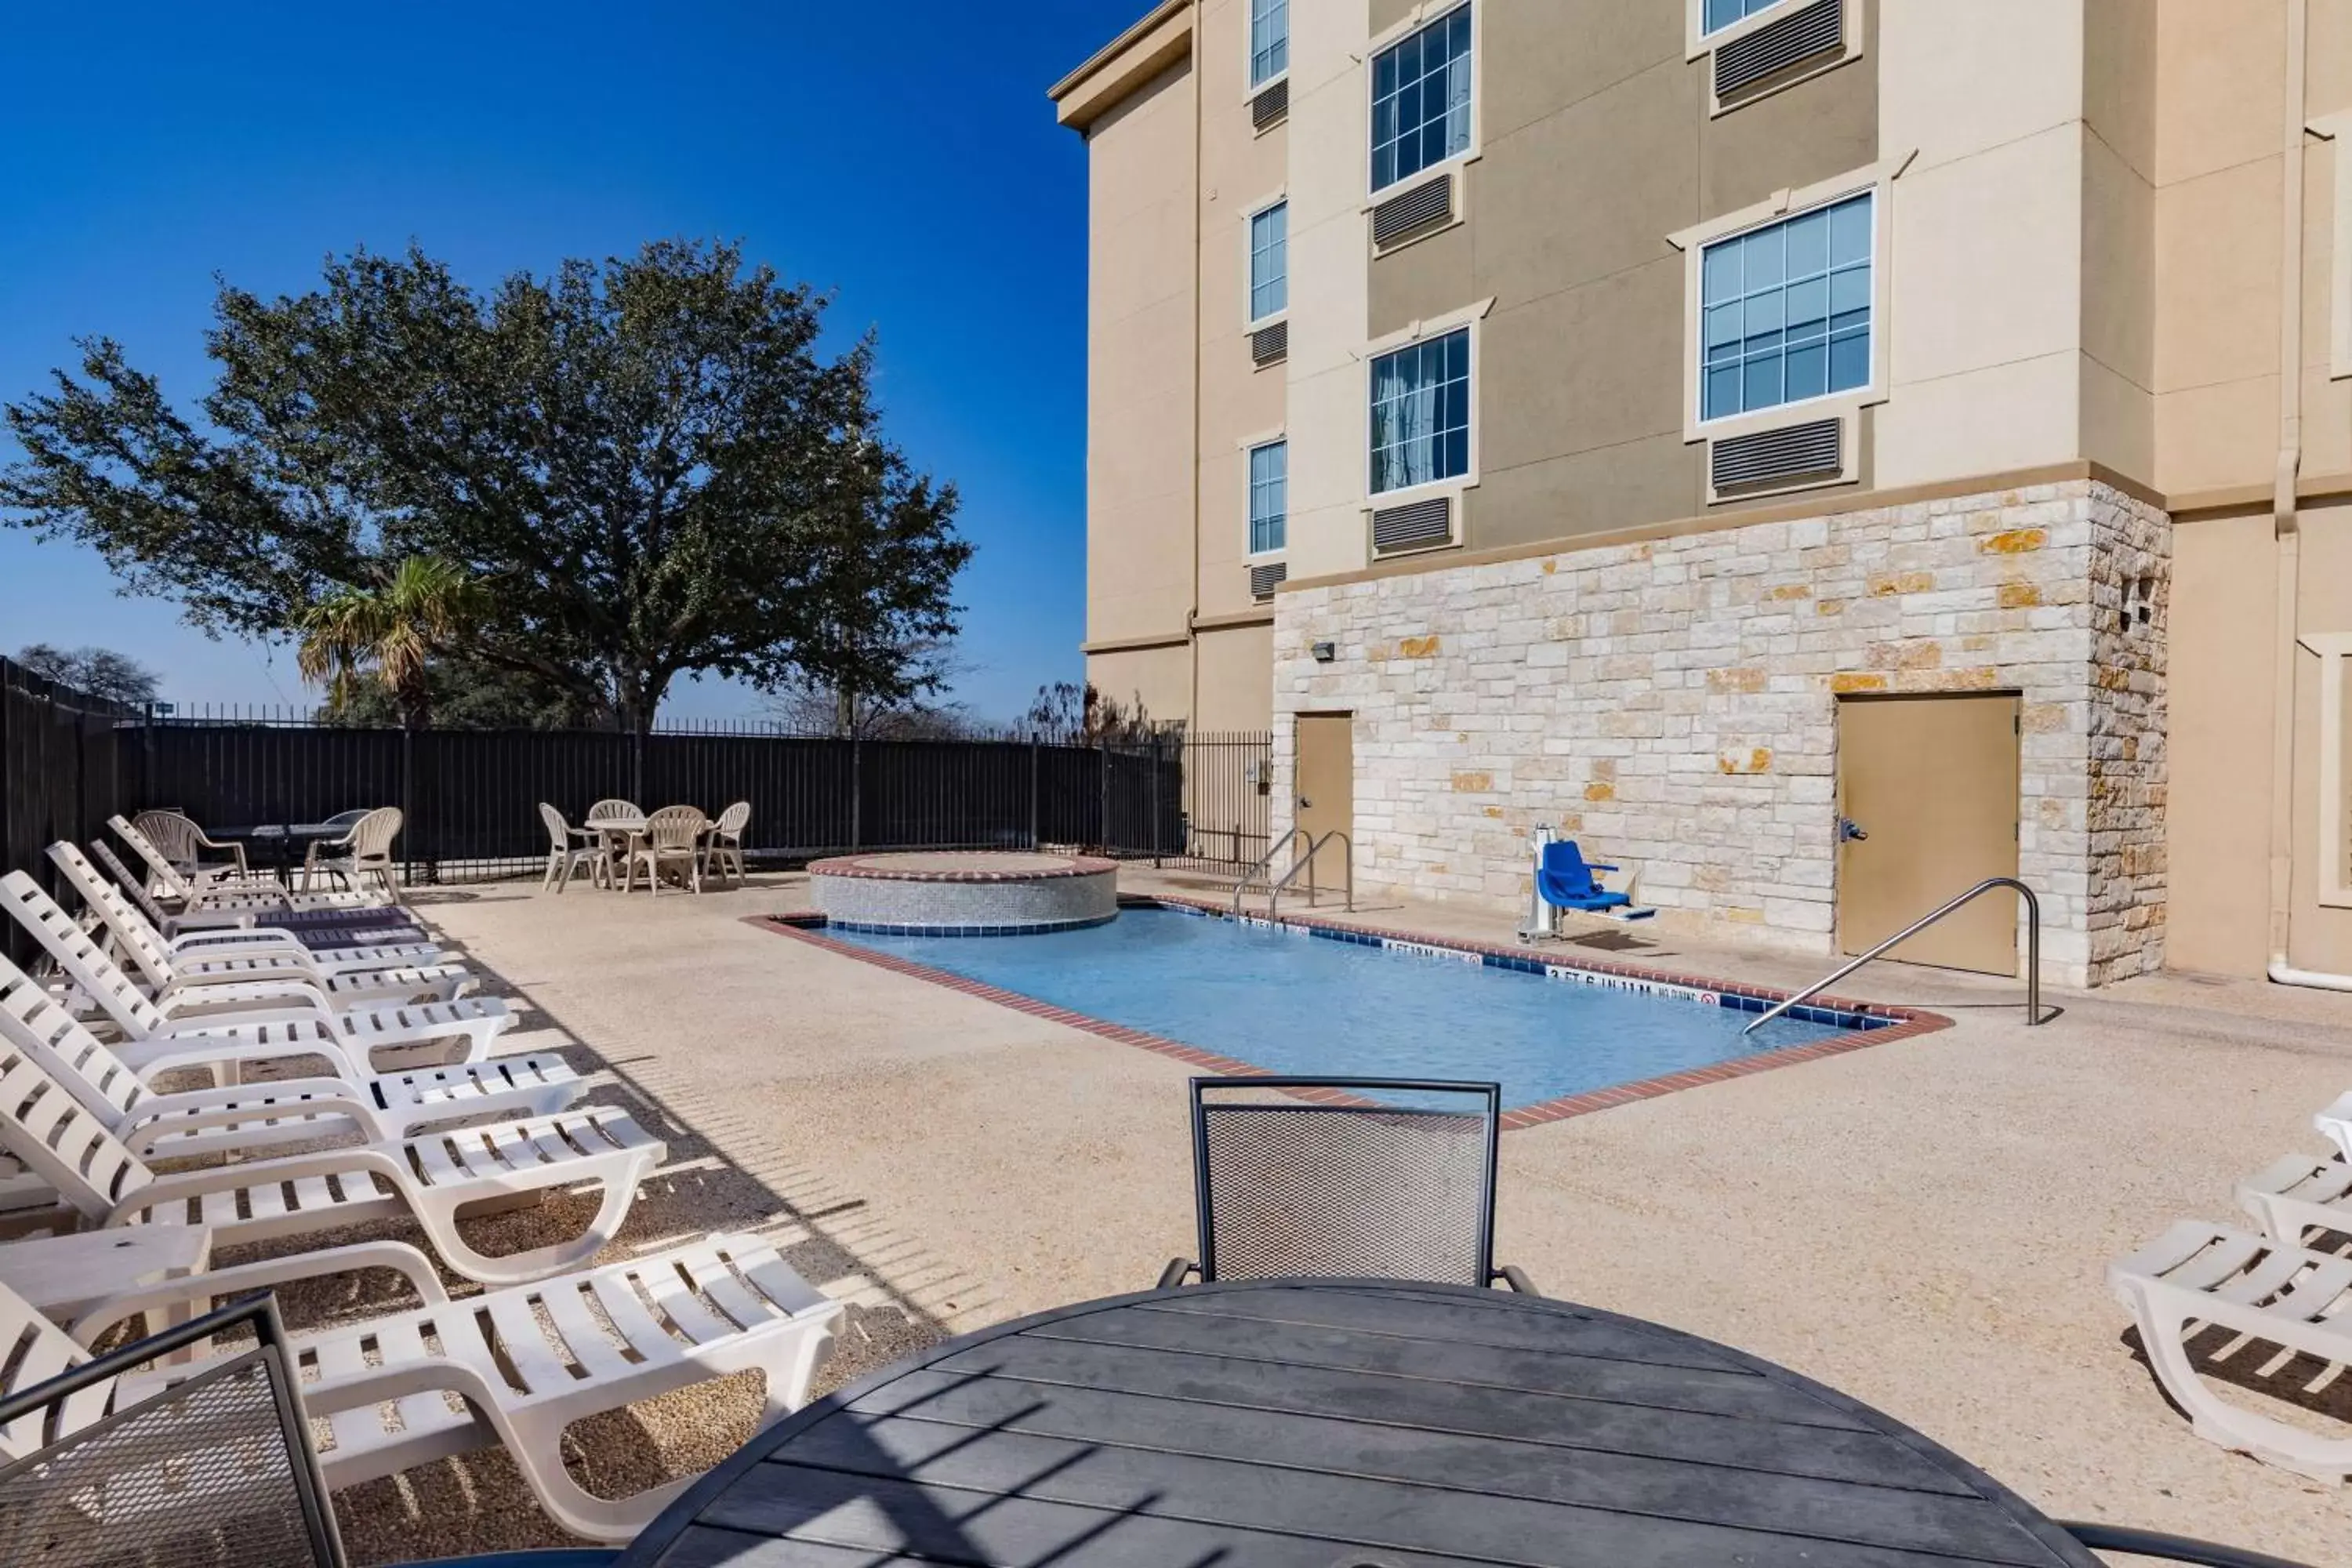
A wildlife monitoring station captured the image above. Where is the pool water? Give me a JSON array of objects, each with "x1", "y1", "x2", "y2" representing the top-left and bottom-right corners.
[{"x1": 824, "y1": 907, "x2": 1855, "y2": 1110}]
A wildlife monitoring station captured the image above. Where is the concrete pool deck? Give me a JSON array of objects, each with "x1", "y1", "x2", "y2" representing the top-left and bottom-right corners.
[{"x1": 321, "y1": 868, "x2": 2350, "y2": 1563}]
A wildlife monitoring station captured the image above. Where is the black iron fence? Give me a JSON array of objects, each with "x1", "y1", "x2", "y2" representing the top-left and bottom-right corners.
[{"x1": 0, "y1": 658, "x2": 1274, "y2": 921}]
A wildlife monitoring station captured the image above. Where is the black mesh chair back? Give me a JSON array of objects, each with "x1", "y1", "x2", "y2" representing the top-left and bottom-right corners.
[
  {"x1": 1184, "y1": 1076, "x2": 1506, "y2": 1287},
  {"x1": 0, "y1": 1292, "x2": 344, "y2": 1568}
]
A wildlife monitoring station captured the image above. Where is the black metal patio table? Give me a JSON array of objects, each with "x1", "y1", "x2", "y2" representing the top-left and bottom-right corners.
[
  {"x1": 213, "y1": 822, "x2": 347, "y2": 887},
  {"x1": 617, "y1": 1278, "x2": 2102, "y2": 1567}
]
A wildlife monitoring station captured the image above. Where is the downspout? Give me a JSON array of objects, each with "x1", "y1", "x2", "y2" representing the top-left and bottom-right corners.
[
  {"x1": 1186, "y1": 0, "x2": 1204, "y2": 729},
  {"x1": 2266, "y1": 0, "x2": 2332, "y2": 985}
]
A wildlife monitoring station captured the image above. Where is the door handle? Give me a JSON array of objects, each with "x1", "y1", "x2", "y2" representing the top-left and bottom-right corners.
[{"x1": 1838, "y1": 816, "x2": 1868, "y2": 843}]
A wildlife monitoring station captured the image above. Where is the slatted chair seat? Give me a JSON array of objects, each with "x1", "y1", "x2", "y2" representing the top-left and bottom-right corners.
[
  {"x1": 2111, "y1": 1219, "x2": 2352, "y2": 1480},
  {"x1": 2, "y1": 871, "x2": 510, "y2": 1079},
  {"x1": 53, "y1": 1231, "x2": 840, "y2": 1542},
  {"x1": 2, "y1": 962, "x2": 583, "y2": 1160},
  {"x1": 0, "y1": 1033, "x2": 660, "y2": 1285}
]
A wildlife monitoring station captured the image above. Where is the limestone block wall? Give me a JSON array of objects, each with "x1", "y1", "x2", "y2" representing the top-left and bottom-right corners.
[{"x1": 1270, "y1": 479, "x2": 2169, "y2": 987}]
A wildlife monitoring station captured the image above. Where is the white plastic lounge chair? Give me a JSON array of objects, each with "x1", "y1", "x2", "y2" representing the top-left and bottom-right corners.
[
  {"x1": 2110, "y1": 1218, "x2": 2352, "y2": 1480},
  {"x1": 539, "y1": 803, "x2": 607, "y2": 892},
  {"x1": 49, "y1": 843, "x2": 465, "y2": 1004},
  {"x1": 626, "y1": 805, "x2": 706, "y2": 895},
  {"x1": 2, "y1": 961, "x2": 582, "y2": 1160},
  {"x1": 128, "y1": 810, "x2": 252, "y2": 881},
  {"x1": 0, "y1": 1039, "x2": 662, "y2": 1285},
  {"x1": 53, "y1": 840, "x2": 443, "y2": 977},
  {"x1": 1, "y1": 1230, "x2": 840, "y2": 1542},
  {"x1": 2, "y1": 872, "x2": 510, "y2": 1079},
  {"x1": 111, "y1": 815, "x2": 387, "y2": 913},
  {"x1": 89, "y1": 837, "x2": 413, "y2": 941},
  {"x1": 704, "y1": 800, "x2": 750, "y2": 887},
  {"x1": 301, "y1": 806, "x2": 402, "y2": 896},
  {"x1": 2235, "y1": 1152, "x2": 2352, "y2": 1246}
]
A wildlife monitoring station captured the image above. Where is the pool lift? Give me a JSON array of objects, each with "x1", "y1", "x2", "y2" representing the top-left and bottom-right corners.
[{"x1": 1517, "y1": 825, "x2": 1656, "y2": 943}]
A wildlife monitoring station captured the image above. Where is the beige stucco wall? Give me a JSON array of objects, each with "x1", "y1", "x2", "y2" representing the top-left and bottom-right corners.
[
  {"x1": 1085, "y1": 644, "x2": 1192, "y2": 728},
  {"x1": 1364, "y1": 0, "x2": 1878, "y2": 554},
  {"x1": 1196, "y1": 0, "x2": 1290, "y2": 628},
  {"x1": 1194, "y1": 621, "x2": 1276, "y2": 731},
  {"x1": 1083, "y1": 60, "x2": 1199, "y2": 656}
]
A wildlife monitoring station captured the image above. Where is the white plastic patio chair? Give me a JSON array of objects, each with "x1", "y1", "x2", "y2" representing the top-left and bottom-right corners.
[
  {"x1": 2111, "y1": 1219, "x2": 2352, "y2": 1482},
  {"x1": 586, "y1": 799, "x2": 641, "y2": 823},
  {"x1": 1, "y1": 871, "x2": 511, "y2": 1080},
  {"x1": 301, "y1": 806, "x2": 402, "y2": 896},
  {"x1": 1, "y1": 958, "x2": 583, "y2": 1160},
  {"x1": 53, "y1": 840, "x2": 445, "y2": 975},
  {"x1": 0, "y1": 1037, "x2": 662, "y2": 1286},
  {"x1": 127, "y1": 810, "x2": 249, "y2": 880},
  {"x1": 111, "y1": 816, "x2": 388, "y2": 915},
  {"x1": 1, "y1": 1228, "x2": 840, "y2": 1544},
  {"x1": 704, "y1": 800, "x2": 751, "y2": 887},
  {"x1": 539, "y1": 803, "x2": 607, "y2": 892},
  {"x1": 623, "y1": 805, "x2": 706, "y2": 895}
]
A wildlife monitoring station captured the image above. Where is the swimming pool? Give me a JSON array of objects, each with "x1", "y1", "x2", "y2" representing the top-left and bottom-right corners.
[{"x1": 813, "y1": 905, "x2": 1888, "y2": 1114}]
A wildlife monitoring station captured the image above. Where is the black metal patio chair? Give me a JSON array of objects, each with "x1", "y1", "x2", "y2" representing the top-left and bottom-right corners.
[{"x1": 1158, "y1": 1076, "x2": 1539, "y2": 1293}]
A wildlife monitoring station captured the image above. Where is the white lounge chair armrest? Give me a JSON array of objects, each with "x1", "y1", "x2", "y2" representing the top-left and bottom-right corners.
[
  {"x1": 129, "y1": 1035, "x2": 356, "y2": 1083},
  {"x1": 118, "y1": 1089, "x2": 380, "y2": 1154},
  {"x1": 154, "y1": 1001, "x2": 340, "y2": 1035},
  {"x1": 68, "y1": 1239, "x2": 451, "y2": 1346},
  {"x1": 156, "y1": 977, "x2": 333, "y2": 1015},
  {"x1": 107, "y1": 1147, "x2": 412, "y2": 1226}
]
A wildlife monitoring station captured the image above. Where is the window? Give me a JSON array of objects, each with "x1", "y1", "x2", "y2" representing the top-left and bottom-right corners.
[
  {"x1": 1248, "y1": 441, "x2": 1287, "y2": 554},
  {"x1": 1370, "y1": 328, "x2": 1469, "y2": 494},
  {"x1": 1248, "y1": 202, "x2": 1287, "y2": 323},
  {"x1": 1700, "y1": 191, "x2": 1871, "y2": 423},
  {"x1": 1370, "y1": 5, "x2": 1472, "y2": 194},
  {"x1": 1250, "y1": 0, "x2": 1288, "y2": 86},
  {"x1": 1703, "y1": 0, "x2": 1784, "y2": 34}
]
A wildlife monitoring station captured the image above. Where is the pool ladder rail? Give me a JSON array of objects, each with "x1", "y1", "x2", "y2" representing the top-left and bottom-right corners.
[
  {"x1": 1740, "y1": 876, "x2": 2044, "y2": 1036},
  {"x1": 1232, "y1": 828, "x2": 1354, "y2": 920}
]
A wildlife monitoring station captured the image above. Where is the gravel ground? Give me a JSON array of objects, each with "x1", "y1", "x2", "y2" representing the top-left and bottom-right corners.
[{"x1": 124, "y1": 870, "x2": 2352, "y2": 1564}]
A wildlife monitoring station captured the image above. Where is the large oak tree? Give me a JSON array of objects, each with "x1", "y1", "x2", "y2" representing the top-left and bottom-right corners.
[{"x1": 1, "y1": 239, "x2": 970, "y2": 732}]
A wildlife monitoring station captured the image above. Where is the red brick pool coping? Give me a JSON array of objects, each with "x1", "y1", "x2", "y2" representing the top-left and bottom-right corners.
[{"x1": 750, "y1": 900, "x2": 1950, "y2": 1131}]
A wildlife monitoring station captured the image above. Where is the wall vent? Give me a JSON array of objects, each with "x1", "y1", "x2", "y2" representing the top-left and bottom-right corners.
[
  {"x1": 1709, "y1": 417, "x2": 1843, "y2": 493},
  {"x1": 1249, "y1": 561, "x2": 1287, "y2": 601},
  {"x1": 1250, "y1": 319, "x2": 1290, "y2": 368},
  {"x1": 1370, "y1": 174, "x2": 1453, "y2": 251},
  {"x1": 1715, "y1": 0, "x2": 1843, "y2": 99},
  {"x1": 1250, "y1": 78, "x2": 1290, "y2": 130},
  {"x1": 1370, "y1": 495, "x2": 1454, "y2": 555}
]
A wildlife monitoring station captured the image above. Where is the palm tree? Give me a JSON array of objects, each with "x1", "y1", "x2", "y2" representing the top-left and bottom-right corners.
[{"x1": 295, "y1": 557, "x2": 488, "y2": 728}]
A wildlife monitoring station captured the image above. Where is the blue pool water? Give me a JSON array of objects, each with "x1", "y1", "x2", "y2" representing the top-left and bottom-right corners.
[{"x1": 824, "y1": 908, "x2": 1857, "y2": 1109}]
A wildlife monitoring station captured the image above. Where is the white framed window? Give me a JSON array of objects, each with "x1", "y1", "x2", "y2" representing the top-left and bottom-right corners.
[
  {"x1": 1699, "y1": 192, "x2": 1872, "y2": 423},
  {"x1": 1249, "y1": 0, "x2": 1288, "y2": 88},
  {"x1": 1668, "y1": 155, "x2": 1907, "y2": 447},
  {"x1": 1247, "y1": 440, "x2": 1288, "y2": 555},
  {"x1": 1700, "y1": 0, "x2": 1784, "y2": 34},
  {"x1": 1370, "y1": 328, "x2": 1470, "y2": 495},
  {"x1": 1370, "y1": 4, "x2": 1473, "y2": 194},
  {"x1": 1248, "y1": 201, "x2": 1288, "y2": 325}
]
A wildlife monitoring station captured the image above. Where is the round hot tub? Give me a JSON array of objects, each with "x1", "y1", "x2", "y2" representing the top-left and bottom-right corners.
[{"x1": 807, "y1": 851, "x2": 1119, "y2": 935}]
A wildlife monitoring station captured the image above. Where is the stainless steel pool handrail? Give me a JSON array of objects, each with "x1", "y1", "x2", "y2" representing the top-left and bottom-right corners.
[
  {"x1": 1740, "y1": 877, "x2": 2042, "y2": 1036},
  {"x1": 1232, "y1": 827, "x2": 1309, "y2": 916},
  {"x1": 1284, "y1": 830, "x2": 1353, "y2": 919}
]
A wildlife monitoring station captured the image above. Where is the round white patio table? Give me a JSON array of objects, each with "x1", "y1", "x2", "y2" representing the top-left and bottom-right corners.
[{"x1": 614, "y1": 1277, "x2": 2107, "y2": 1567}]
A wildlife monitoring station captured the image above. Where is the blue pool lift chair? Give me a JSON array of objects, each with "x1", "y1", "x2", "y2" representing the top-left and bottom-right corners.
[{"x1": 1536, "y1": 840, "x2": 1632, "y2": 913}]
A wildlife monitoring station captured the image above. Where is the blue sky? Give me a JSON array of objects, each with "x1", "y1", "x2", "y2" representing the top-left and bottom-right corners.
[{"x1": 0, "y1": 0, "x2": 1126, "y2": 724}]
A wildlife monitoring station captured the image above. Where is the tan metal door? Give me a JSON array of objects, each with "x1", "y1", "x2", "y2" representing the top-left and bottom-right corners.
[
  {"x1": 1837, "y1": 694, "x2": 2020, "y2": 975},
  {"x1": 1294, "y1": 713, "x2": 1354, "y2": 848}
]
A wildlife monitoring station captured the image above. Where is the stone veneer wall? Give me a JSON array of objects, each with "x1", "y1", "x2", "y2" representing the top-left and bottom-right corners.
[{"x1": 1270, "y1": 479, "x2": 2169, "y2": 987}]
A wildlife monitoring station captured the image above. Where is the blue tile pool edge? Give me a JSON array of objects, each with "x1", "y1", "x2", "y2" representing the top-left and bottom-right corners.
[{"x1": 753, "y1": 901, "x2": 1951, "y2": 1131}]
